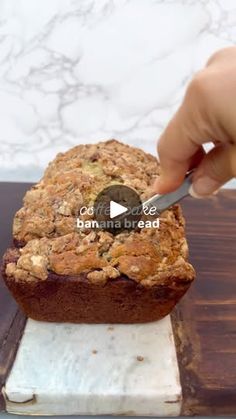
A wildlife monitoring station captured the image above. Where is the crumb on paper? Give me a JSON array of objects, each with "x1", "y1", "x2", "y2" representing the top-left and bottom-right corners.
[{"x1": 137, "y1": 355, "x2": 144, "y2": 362}]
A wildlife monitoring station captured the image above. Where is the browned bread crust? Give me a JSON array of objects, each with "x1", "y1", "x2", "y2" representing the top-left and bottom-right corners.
[
  {"x1": 2, "y1": 248, "x2": 192, "y2": 324},
  {"x1": 2, "y1": 140, "x2": 195, "y2": 323}
]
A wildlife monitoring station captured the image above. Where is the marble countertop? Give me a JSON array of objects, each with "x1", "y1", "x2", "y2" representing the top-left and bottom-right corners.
[
  {"x1": 0, "y1": 0, "x2": 235, "y2": 187},
  {"x1": 4, "y1": 318, "x2": 181, "y2": 416}
]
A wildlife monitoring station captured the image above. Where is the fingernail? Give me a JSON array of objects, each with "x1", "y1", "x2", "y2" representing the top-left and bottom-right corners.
[
  {"x1": 189, "y1": 177, "x2": 220, "y2": 198},
  {"x1": 153, "y1": 177, "x2": 163, "y2": 193},
  {"x1": 188, "y1": 184, "x2": 203, "y2": 199}
]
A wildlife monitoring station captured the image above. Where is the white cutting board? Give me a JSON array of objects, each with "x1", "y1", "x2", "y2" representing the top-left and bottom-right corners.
[{"x1": 3, "y1": 316, "x2": 181, "y2": 416}]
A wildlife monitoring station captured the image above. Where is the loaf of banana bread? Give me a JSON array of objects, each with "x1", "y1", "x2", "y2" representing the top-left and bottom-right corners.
[{"x1": 2, "y1": 140, "x2": 195, "y2": 323}]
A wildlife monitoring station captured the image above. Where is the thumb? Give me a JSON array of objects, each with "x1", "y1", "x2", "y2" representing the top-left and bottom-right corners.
[{"x1": 189, "y1": 144, "x2": 236, "y2": 197}]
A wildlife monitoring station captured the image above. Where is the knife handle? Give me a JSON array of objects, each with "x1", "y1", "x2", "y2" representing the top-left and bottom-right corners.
[{"x1": 143, "y1": 171, "x2": 194, "y2": 215}]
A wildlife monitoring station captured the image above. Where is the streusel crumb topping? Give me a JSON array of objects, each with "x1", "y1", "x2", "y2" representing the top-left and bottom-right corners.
[{"x1": 6, "y1": 140, "x2": 195, "y2": 285}]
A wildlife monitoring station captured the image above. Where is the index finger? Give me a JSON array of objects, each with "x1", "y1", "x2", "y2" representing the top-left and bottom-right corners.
[{"x1": 154, "y1": 76, "x2": 211, "y2": 194}]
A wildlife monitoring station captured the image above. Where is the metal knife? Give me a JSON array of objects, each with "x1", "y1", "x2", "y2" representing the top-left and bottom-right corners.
[{"x1": 142, "y1": 171, "x2": 194, "y2": 216}]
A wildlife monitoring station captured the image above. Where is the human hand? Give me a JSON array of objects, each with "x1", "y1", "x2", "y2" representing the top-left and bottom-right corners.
[{"x1": 154, "y1": 47, "x2": 236, "y2": 197}]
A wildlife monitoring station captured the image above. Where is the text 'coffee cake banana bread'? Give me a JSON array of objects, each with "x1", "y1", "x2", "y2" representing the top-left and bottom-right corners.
[{"x1": 2, "y1": 140, "x2": 195, "y2": 323}]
